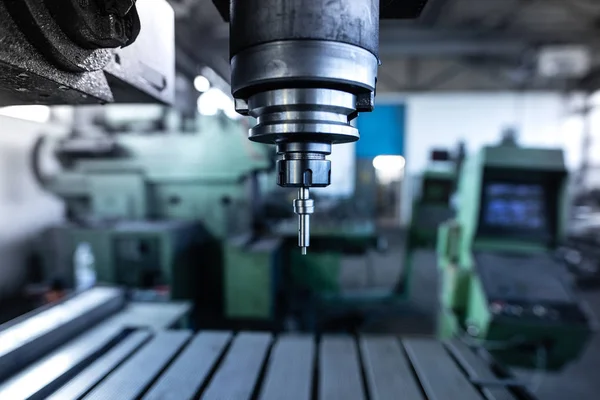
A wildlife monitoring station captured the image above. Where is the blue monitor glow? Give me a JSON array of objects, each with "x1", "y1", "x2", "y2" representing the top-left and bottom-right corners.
[{"x1": 483, "y1": 183, "x2": 547, "y2": 231}]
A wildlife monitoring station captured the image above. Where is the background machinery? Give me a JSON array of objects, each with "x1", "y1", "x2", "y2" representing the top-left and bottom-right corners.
[
  {"x1": 437, "y1": 139, "x2": 596, "y2": 369},
  {"x1": 31, "y1": 111, "x2": 276, "y2": 326},
  {"x1": 34, "y1": 114, "x2": 270, "y2": 237},
  {"x1": 558, "y1": 190, "x2": 600, "y2": 289},
  {"x1": 409, "y1": 145, "x2": 465, "y2": 249}
]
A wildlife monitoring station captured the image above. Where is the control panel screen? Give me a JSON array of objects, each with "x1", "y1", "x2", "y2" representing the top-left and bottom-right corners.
[{"x1": 482, "y1": 183, "x2": 547, "y2": 231}]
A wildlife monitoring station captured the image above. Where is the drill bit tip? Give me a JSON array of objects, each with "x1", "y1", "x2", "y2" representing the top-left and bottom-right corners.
[{"x1": 294, "y1": 186, "x2": 314, "y2": 254}]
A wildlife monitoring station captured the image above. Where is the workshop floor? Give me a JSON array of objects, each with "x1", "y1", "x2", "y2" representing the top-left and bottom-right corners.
[{"x1": 362, "y1": 239, "x2": 600, "y2": 400}]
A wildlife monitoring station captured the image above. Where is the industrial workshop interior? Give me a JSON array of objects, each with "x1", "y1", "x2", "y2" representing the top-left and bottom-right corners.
[{"x1": 3, "y1": 0, "x2": 600, "y2": 399}]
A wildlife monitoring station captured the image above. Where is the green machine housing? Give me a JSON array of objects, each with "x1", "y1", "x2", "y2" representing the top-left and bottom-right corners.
[
  {"x1": 409, "y1": 166, "x2": 457, "y2": 249},
  {"x1": 36, "y1": 116, "x2": 281, "y2": 325},
  {"x1": 37, "y1": 117, "x2": 271, "y2": 239},
  {"x1": 42, "y1": 220, "x2": 218, "y2": 301},
  {"x1": 437, "y1": 143, "x2": 596, "y2": 369},
  {"x1": 408, "y1": 147, "x2": 463, "y2": 262},
  {"x1": 223, "y1": 236, "x2": 283, "y2": 327}
]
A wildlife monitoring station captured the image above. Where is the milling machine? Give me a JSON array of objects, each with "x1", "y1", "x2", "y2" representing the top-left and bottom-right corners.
[
  {"x1": 0, "y1": 1, "x2": 554, "y2": 397},
  {"x1": 212, "y1": 0, "x2": 428, "y2": 254},
  {"x1": 437, "y1": 140, "x2": 596, "y2": 369},
  {"x1": 33, "y1": 115, "x2": 272, "y2": 316},
  {"x1": 0, "y1": 0, "x2": 429, "y2": 254}
]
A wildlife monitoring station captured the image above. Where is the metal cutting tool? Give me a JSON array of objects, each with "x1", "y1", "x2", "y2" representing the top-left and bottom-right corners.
[{"x1": 213, "y1": 0, "x2": 428, "y2": 253}]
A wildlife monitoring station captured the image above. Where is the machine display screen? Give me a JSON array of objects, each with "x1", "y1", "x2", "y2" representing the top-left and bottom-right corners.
[{"x1": 482, "y1": 183, "x2": 547, "y2": 231}]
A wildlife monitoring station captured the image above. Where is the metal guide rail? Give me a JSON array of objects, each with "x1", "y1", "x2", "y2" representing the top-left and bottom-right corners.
[
  {"x1": 0, "y1": 286, "x2": 191, "y2": 399},
  {"x1": 0, "y1": 287, "x2": 125, "y2": 381},
  {"x1": 0, "y1": 329, "x2": 537, "y2": 400}
]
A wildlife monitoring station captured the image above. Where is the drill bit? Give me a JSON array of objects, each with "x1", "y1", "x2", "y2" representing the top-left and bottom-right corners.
[{"x1": 293, "y1": 187, "x2": 314, "y2": 255}]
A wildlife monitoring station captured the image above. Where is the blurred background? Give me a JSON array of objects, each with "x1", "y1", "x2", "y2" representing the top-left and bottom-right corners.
[{"x1": 2, "y1": 0, "x2": 600, "y2": 399}]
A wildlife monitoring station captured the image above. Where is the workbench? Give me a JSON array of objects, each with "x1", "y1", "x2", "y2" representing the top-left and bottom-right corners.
[
  {"x1": 1, "y1": 332, "x2": 536, "y2": 399},
  {"x1": 0, "y1": 287, "x2": 536, "y2": 400}
]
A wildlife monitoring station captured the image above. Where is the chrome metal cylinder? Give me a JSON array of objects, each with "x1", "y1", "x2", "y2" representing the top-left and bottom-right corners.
[
  {"x1": 230, "y1": 32, "x2": 379, "y2": 192},
  {"x1": 228, "y1": 0, "x2": 381, "y2": 253},
  {"x1": 249, "y1": 88, "x2": 358, "y2": 189},
  {"x1": 232, "y1": 40, "x2": 378, "y2": 101},
  {"x1": 276, "y1": 142, "x2": 332, "y2": 188},
  {"x1": 230, "y1": 0, "x2": 380, "y2": 57},
  {"x1": 294, "y1": 187, "x2": 314, "y2": 255},
  {"x1": 247, "y1": 88, "x2": 360, "y2": 145},
  {"x1": 234, "y1": 41, "x2": 378, "y2": 189}
]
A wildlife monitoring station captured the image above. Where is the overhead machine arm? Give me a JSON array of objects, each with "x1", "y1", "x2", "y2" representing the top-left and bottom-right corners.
[{"x1": 213, "y1": 0, "x2": 428, "y2": 253}]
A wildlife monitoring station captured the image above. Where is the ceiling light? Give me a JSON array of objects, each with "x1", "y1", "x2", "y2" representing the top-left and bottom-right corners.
[
  {"x1": 373, "y1": 155, "x2": 406, "y2": 172},
  {"x1": 193, "y1": 75, "x2": 211, "y2": 92}
]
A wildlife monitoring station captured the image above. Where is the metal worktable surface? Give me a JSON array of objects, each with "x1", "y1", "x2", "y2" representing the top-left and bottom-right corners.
[{"x1": 0, "y1": 329, "x2": 537, "y2": 400}]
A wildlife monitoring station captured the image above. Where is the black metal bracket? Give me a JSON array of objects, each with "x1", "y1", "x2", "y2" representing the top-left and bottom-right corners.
[
  {"x1": 211, "y1": 0, "x2": 429, "y2": 22},
  {"x1": 380, "y1": 0, "x2": 429, "y2": 19}
]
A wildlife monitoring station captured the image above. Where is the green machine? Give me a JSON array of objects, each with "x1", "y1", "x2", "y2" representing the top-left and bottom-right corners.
[
  {"x1": 35, "y1": 116, "x2": 271, "y2": 238},
  {"x1": 222, "y1": 235, "x2": 283, "y2": 326},
  {"x1": 43, "y1": 220, "x2": 216, "y2": 301},
  {"x1": 437, "y1": 141, "x2": 596, "y2": 369},
  {"x1": 409, "y1": 147, "x2": 464, "y2": 249},
  {"x1": 34, "y1": 115, "x2": 279, "y2": 325}
]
